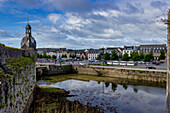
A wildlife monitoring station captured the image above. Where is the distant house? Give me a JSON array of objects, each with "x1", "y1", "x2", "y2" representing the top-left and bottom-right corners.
[
  {"x1": 139, "y1": 44, "x2": 167, "y2": 60},
  {"x1": 123, "y1": 46, "x2": 139, "y2": 57},
  {"x1": 104, "y1": 47, "x2": 123, "y2": 55},
  {"x1": 87, "y1": 49, "x2": 100, "y2": 60}
]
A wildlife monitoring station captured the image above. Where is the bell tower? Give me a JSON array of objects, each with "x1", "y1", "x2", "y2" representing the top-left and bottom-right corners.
[
  {"x1": 25, "y1": 23, "x2": 32, "y2": 38},
  {"x1": 21, "y1": 17, "x2": 36, "y2": 50}
]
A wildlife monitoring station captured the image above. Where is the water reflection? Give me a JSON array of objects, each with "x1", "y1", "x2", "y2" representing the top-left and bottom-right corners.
[{"x1": 37, "y1": 79, "x2": 166, "y2": 113}]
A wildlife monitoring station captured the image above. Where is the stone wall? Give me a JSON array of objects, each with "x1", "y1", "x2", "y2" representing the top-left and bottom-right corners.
[
  {"x1": 0, "y1": 44, "x2": 37, "y2": 65},
  {"x1": 73, "y1": 65, "x2": 167, "y2": 82},
  {"x1": 37, "y1": 65, "x2": 74, "y2": 78},
  {"x1": 0, "y1": 44, "x2": 37, "y2": 113},
  {"x1": 0, "y1": 57, "x2": 36, "y2": 113}
]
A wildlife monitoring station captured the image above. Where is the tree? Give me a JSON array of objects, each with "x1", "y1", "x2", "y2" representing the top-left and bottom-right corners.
[
  {"x1": 65, "y1": 54, "x2": 67, "y2": 58},
  {"x1": 140, "y1": 52, "x2": 144, "y2": 60},
  {"x1": 52, "y1": 55, "x2": 56, "y2": 59},
  {"x1": 96, "y1": 54, "x2": 101, "y2": 60},
  {"x1": 99, "y1": 48, "x2": 105, "y2": 50},
  {"x1": 39, "y1": 54, "x2": 43, "y2": 58},
  {"x1": 42, "y1": 53, "x2": 48, "y2": 58},
  {"x1": 144, "y1": 51, "x2": 154, "y2": 62},
  {"x1": 104, "y1": 52, "x2": 110, "y2": 60},
  {"x1": 111, "y1": 50, "x2": 118, "y2": 60},
  {"x1": 159, "y1": 49, "x2": 165, "y2": 60},
  {"x1": 62, "y1": 54, "x2": 67, "y2": 58},
  {"x1": 118, "y1": 54, "x2": 122, "y2": 59},
  {"x1": 122, "y1": 53, "x2": 129, "y2": 61},
  {"x1": 48, "y1": 55, "x2": 51, "y2": 59},
  {"x1": 131, "y1": 51, "x2": 140, "y2": 61},
  {"x1": 37, "y1": 53, "x2": 40, "y2": 58},
  {"x1": 69, "y1": 54, "x2": 76, "y2": 59},
  {"x1": 69, "y1": 54, "x2": 72, "y2": 58},
  {"x1": 62, "y1": 54, "x2": 65, "y2": 58}
]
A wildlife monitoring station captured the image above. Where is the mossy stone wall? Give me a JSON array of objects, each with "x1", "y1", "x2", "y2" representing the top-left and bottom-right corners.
[{"x1": 0, "y1": 57, "x2": 36, "y2": 113}]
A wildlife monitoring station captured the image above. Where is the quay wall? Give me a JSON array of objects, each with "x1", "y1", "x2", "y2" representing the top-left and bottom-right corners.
[
  {"x1": 36, "y1": 65, "x2": 74, "y2": 78},
  {"x1": 73, "y1": 65, "x2": 167, "y2": 82}
]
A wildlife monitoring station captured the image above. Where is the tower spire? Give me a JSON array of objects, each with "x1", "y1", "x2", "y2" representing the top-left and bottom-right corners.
[{"x1": 27, "y1": 14, "x2": 29, "y2": 24}]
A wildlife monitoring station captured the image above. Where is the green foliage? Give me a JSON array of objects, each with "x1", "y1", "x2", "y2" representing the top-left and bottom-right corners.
[
  {"x1": 110, "y1": 50, "x2": 118, "y2": 60},
  {"x1": 52, "y1": 55, "x2": 57, "y2": 59},
  {"x1": 39, "y1": 54, "x2": 43, "y2": 58},
  {"x1": 48, "y1": 55, "x2": 51, "y2": 59},
  {"x1": 137, "y1": 70, "x2": 145, "y2": 73},
  {"x1": 42, "y1": 53, "x2": 48, "y2": 58},
  {"x1": 40, "y1": 87, "x2": 66, "y2": 93},
  {"x1": 10, "y1": 102, "x2": 14, "y2": 107},
  {"x1": 69, "y1": 54, "x2": 76, "y2": 58},
  {"x1": 0, "y1": 104, "x2": 6, "y2": 108},
  {"x1": 9, "y1": 78, "x2": 13, "y2": 83},
  {"x1": 96, "y1": 54, "x2": 101, "y2": 60},
  {"x1": 37, "y1": 53, "x2": 40, "y2": 58},
  {"x1": 32, "y1": 55, "x2": 35, "y2": 62},
  {"x1": 144, "y1": 51, "x2": 154, "y2": 62},
  {"x1": 104, "y1": 52, "x2": 110, "y2": 60},
  {"x1": 99, "y1": 48, "x2": 105, "y2": 50},
  {"x1": 140, "y1": 52, "x2": 144, "y2": 60},
  {"x1": 159, "y1": 49, "x2": 165, "y2": 60},
  {"x1": 62, "y1": 54, "x2": 67, "y2": 58},
  {"x1": 130, "y1": 51, "x2": 140, "y2": 61},
  {"x1": 1, "y1": 96, "x2": 4, "y2": 99},
  {"x1": 6, "y1": 57, "x2": 33, "y2": 74},
  {"x1": 118, "y1": 54, "x2": 122, "y2": 59},
  {"x1": 122, "y1": 53, "x2": 129, "y2": 61}
]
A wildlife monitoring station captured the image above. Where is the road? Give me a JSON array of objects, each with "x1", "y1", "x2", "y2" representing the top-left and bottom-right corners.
[{"x1": 36, "y1": 60, "x2": 167, "y2": 71}]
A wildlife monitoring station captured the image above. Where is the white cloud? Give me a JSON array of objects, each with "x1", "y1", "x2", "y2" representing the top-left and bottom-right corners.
[
  {"x1": 2, "y1": 0, "x2": 170, "y2": 49},
  {"x1": 47, "y1": 13, "x2": 62, "y2": 24},
  {"x1": 0, "y1": 38, "x2": 21, "y2": 41},
  {"x1": 0, "y1": 30, "x2": 13, "y2": 37}
]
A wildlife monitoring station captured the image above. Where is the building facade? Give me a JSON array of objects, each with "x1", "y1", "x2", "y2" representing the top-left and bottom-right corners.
[
  {"x1": 140, "y1": 44, "x2": 167, "y2": 60},
  {"x1": 87, "y1": 49, "x2": 99, "y2": 60}
]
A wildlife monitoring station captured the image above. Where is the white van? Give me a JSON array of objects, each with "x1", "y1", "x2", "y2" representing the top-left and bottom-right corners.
[
  {"x1": 120, "y1": 61, "x2": 127, "y2": 66},
  {"x1": 127, "y1": 61, "x2": 136, "y2": 66},
  {"x1": 113, "y1": 61, "x2": 119, "y2": 65},
  {"x1": 107, "y1": 61, "x2": 113, "y2": 65}
]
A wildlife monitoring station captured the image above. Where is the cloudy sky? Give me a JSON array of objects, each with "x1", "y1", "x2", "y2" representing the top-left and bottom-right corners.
[{"x1": 0, "y1": 0, "x2": 169, "y2": 49}]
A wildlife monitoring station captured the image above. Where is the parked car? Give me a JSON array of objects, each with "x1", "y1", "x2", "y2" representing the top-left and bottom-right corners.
[
  {"x1": 120, "y1": 61, "x2": 127, "y2": 66},
  {"x1": 138, "y1": 61, "x2": 145, "y2": 64},
  {"x1": 127, "y1": 61, "x2": 137, "y2": 66},
  {"x1": 152, "y1": 61, "x2": 156, "y2": 64},
  {"x1": 89, "y1": 59, "x2": 95, "y2": 62},
  {"x1": 146, "y1": 66, "x2": 156, "y2": 69},
  {"x1": 155, "y1": 61, "x2": 160, "y2": 65},
  {"x1": 79, "y1": 62, "x2": 86, "y2": 65},
  {"x1": 107, "y1": 61, "x2": 113, "y2": 65},
  {"x1": 160, "y1": 60, "x2": 165, "y2": 63},
  {"x1": 112, "y1": 61, "x2": 119, "y2": 65}
]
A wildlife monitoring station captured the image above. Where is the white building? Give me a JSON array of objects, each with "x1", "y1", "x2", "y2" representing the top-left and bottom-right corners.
[
  {"x1": 122, "y1": 46, "x2": 139, "y2": 57},
  {"x1": 87, "y1": 49, "x2": 99, "y2": 60}
]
